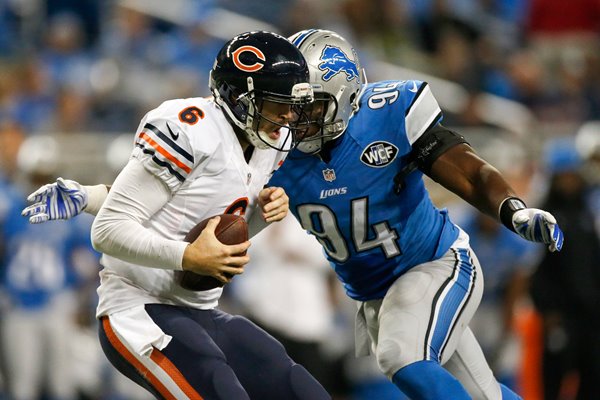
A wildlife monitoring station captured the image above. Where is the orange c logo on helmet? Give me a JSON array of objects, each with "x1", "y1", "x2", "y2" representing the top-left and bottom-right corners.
[{"x1": 232, "y1": 46, "x2": 266, "y2": 72}]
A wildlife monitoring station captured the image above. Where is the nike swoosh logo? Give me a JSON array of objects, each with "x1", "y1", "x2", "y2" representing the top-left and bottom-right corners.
[
  {"x1": 408, "y1": 81, "x2": 419, "y2": 93},
  {"x1": 166, "y1": 123, "x2": 180, "y2": 140}
]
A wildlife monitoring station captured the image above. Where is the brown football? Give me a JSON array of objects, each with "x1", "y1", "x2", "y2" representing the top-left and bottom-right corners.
[{"x1": 175, "y1": 214, "x2": 248, "y2": 291}]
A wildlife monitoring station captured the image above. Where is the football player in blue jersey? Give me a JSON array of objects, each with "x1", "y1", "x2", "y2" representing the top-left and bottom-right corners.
[
  {"x1": 277, "y1": 29, "x2": 562, "y2": 400},
  {"x1": 23, "y1": 30, "x2": 564, "y2": 400}
]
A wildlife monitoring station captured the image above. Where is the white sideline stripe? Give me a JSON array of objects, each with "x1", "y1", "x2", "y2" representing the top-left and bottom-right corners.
[{"x1": 406, "y1": 85, "x2": 441, "y2": 145}]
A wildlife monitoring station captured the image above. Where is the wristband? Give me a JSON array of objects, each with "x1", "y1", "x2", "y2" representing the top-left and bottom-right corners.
[{"x1": 499, "y1": 197, "x2": 527, "y2": 232}]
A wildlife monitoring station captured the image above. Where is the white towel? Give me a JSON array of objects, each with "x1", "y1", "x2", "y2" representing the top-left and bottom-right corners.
[{"x1": 108, "y1": 305, "x2": 172, "y2": 357}]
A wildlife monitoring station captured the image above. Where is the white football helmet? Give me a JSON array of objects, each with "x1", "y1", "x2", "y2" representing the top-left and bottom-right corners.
[{"x1": 289, "y1": 29, "x2": 365, "y2": 153}]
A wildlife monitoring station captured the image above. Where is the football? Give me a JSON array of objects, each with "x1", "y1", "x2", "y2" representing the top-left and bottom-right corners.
[{"x1": 175, "y1": 214, "x2": 248, "y2": 291}]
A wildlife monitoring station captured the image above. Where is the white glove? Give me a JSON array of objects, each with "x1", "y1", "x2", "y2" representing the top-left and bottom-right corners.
[
  {"x1": 512, "y1": 208, "x2": 564, "y2": 252},
  {"x1": 22, "y1": 177, "x2": 88, "y2": 224}
]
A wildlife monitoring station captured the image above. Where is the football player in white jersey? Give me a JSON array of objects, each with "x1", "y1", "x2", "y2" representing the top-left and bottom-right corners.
[{"x1": 24, "y1": 31, "x2": 333, "y2": 400}]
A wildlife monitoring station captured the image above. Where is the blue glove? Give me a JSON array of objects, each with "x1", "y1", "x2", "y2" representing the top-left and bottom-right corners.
[
  {"x1": 512, "y1": 208, "x2": 564, "y2": 252},
  {"x1": 22, "y1": 177, "x2": 88, "y2": 224}
]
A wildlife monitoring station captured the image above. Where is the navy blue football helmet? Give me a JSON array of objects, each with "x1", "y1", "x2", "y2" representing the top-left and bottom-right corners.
[{"x1": 210, "y1": 31, "x2": 313, "y2": 150}]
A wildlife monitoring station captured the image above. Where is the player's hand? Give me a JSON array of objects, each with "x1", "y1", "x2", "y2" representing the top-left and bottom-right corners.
[
  {"x1": 512, "y1": 208, "x2": 564, "y2": 252},
  {"x1": 182, "y1": 217, "x2": 250, "y2": 283},
  {"x1": 21, "y1": 177, "x2": 88, "y2": 224},
  {"x1": 257, "y1": 186, "x2": 289, "y2": 223}
]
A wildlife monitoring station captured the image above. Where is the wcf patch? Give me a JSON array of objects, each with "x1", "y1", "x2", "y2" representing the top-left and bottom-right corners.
[{"x1": 360, "y1": 141, "x2": 398, "y2": 167}]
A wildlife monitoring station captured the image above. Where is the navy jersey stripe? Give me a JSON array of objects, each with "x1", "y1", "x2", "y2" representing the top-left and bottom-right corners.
[
  {"x1": 144, "y1": 122, "x2": 194, "y2": 163},
  {"x1": 151, "y1": 156, "x2": 185, "y2": 182},
  {"x1": 135, "y1": 144, "x2": 186, "y2": 182}
]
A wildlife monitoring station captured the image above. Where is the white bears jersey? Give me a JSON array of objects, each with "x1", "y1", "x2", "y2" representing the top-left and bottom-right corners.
[{"x1": 96, "y1": 97, "x2": 286, "y2": 316}]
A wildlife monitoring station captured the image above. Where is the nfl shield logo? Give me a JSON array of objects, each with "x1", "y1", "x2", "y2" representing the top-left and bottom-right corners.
[{"x1": 322, "y1": 168, "x2": 336, "y2": 182}]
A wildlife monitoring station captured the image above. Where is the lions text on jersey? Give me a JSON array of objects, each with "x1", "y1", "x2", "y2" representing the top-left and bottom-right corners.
[
  {"x1": 96, "y1": 97, "x2": 286, "y2": 316},
  {"x1": 270, "y1": 80, "x2": 460, "y2": 301}
]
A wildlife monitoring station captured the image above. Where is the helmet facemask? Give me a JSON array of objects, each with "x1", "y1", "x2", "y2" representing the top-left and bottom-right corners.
[
  {"x1": 295, "y1": 92, "x2": 342, "y2": 154},
  {"x1": 213, "y1": 75, "x2": 313, "y2": 151}
]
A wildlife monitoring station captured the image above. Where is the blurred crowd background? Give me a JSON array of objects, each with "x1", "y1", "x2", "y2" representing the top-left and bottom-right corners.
[{"x1": 0, "y1": 0, "x2": 599, "y2": 399}]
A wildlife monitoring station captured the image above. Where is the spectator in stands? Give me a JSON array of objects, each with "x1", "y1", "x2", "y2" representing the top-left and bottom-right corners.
[{"x1": 530, "y1": 137, "x2": 600, "y2": 400}]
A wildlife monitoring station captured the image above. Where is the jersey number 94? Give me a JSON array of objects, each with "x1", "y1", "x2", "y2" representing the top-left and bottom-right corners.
[{"x1": 297, "y1": 197, "x2": 401, "y2": 262}]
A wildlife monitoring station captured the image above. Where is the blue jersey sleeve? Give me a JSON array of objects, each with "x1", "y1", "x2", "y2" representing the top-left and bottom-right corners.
[{"x1": 359, "y1": 80, "x2": 443, "y2": 149}]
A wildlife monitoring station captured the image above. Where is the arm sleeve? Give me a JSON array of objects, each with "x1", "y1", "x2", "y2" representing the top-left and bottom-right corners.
[
  {"x1": 247, "y1": 209, "x2": 269, "y2": 239},
  {"x1": 412, "y1": 124, "x2": 468, "y2": 175},
  {"x1": 83, "y1": 184, "x2": 109, "y2": 216},
  {"x1": 91, "y1": 158, "x2": 188, "y2": 270},
  {"x1": 393, "y1": 123, "x2": 468, "y2": 193}
]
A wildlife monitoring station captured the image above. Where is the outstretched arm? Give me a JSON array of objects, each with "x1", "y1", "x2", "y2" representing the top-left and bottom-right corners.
[
  {"x1": 22, "y1": 178, "x2": 110, "y2": 223},
  {"x1": 428, "y1": 143, "x2": 563, "y2": 252}
]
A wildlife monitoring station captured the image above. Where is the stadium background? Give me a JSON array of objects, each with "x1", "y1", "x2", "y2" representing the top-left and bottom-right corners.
[{"x1": 0, "y1": 0, "x2": 599, "y2": 399}]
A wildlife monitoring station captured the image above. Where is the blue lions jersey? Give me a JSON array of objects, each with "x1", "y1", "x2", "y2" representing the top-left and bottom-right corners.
[
  {"x1": 0, "y1": 179, "x2": 97, "y2": 309},
  {"x1": 270, "y1": 80, "x2": 460, "y2": 301}
]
